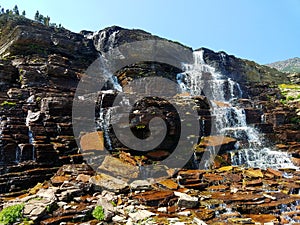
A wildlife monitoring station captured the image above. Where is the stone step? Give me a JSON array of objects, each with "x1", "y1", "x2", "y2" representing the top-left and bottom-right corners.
[
  {"x1": 0, "y1": 166, "x2": 59, "y2": 193},
  {"x1": 132, "y1": 190, "x2": 175, "y2": 207}
]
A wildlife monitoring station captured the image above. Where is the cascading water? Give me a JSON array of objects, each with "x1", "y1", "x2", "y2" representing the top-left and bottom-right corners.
[
  {"x1": 97, "y1": 53, "x2": 123, "y2": 92},
  {"x1": 97, "y1": 92, "x2": 113, "y2": 151},
  {"x1": 25, "y1": 109, "x2": 37, "y2": 161},
  {"x1": 15, "y1": 146, "x2": 20, "y2": 163},
  {"x1": 178, "y1": 49, "x2": 297, "y2": 170},
  {"x1": 28, "y1": 130, "x2": 36, "y2": 160},
  {"x1": 92, "y1": 29, "x2": 124, "y2": 149}
]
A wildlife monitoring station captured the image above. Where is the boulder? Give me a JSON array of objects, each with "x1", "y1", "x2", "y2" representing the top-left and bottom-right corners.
[
  {"x1": 157, "y1": 179, "x2": 179, "y2": 190},
  {"x1": 130, "y1": 180, "x2": 152, "y2": 191},
  {"x1": 98, "y1": 155, "x2": 139, "y2": 179},
  {"x1": 175, "y1": 191, "x2": 199, "y2": 208},
  {"x1": 244, "y1": 168, "x2": 264, "y2": 178},
  {"x1": 196, "y1": 136, "x2": 237, "y2": 152},
  {"x1": 128, "y1": 210, "x2": 156, "y2": 222},
  {"x1": 244, "y1": 108, "x2": 263, "y2": 124},
  {"x1": 132, "y1": 190, "x2": 174, "y2": 206},
  {"x1": 80, "y1": 131, "x2": 104, "y2": 151},
  {"x1": 89, "y1": 173, "x2": 129, "y2": 193}
]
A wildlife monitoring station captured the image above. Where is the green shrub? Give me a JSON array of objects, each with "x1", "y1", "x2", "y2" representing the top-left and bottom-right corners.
[
  {"x1": 281, "y1": 91, "x2": 287, "y2": 96},
  {"x1": 287, "y1": 96, "x2": 295, "y2": 101},
  {"x1": 36, "y1": 96, "x2": 41, "y2": 102},
  {"x1": 136, "y1": 124, "x2": 146, "y2": 129},
  {"x1": 280, "y1": 99, "x2": 287, "y2": 105},
  {"x1": 0, "y1": 204, "x2": 24, "y2": 225},
  {"x1": 290, "y1": 117, "x2": 300, "y2": 124},
  {"x1": 92, "y1": 206, "x2": 105, "y2": 221},
  {"x1": 0, "y1": 101, "x2": 16, "y2": 107},
  {"x1": 45, "y1": 203, "x2": 58, "y2": 214}
]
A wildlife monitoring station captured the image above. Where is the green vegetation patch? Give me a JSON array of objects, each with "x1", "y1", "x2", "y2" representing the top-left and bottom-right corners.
[
  {"x1": 291, "y1": 117, "x2": 300, "y2": 124},
  {"x1": 136, "y1": 124, "x2": 146, "y2": 129},
  {"x1": 279, "y1": 84, "x2": 300, "y2": 90},
  {"x1": 92, "y1": 206, "x2": 105, "y2": 221},
  {"x1": 0, "y1": 204, "x2": 24, "y2": 225},
  {"x1": 278, "y1": 84, "x2": 300, "y2": 103},
  {"x1": 0, "y1": 101, "x2": 17, "y2": 107}
]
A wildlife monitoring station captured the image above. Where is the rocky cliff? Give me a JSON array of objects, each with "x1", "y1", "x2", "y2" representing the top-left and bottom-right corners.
[
  {"x1": 0, "y1": 14, "x2": 98, "y2": 194},
  {"x1": 0, "y1": 13, "x2": 300, "y2": 225},
  {"x1": 0, "y1": 14, "x2": 299, "y2": 197}
]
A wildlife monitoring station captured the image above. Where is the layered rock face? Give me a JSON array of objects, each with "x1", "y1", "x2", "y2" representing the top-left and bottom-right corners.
[
  {"x1": 0, "y1": 14, "x2": 299, "y2": 198},
  {"x1": 0, "y1": 15, "x2": 98, "y2": 193}
]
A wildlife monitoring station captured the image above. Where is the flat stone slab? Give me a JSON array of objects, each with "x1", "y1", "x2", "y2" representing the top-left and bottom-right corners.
[
  {"x1": 98, "y1": 155, "x2": 139, "y2": 179},
  {"x1": 132, "y1": 190, "x2": 174, "y2": 206},
  {"x1": 89, "y1": 173, "x2": 129, "y2": 193},
  {"x1": 80, "y1": 131, "x2": 104, "y2": 151}
]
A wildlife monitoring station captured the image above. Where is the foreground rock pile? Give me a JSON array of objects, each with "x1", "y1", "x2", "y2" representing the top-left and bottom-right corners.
[{"x1": 1, "y1": 161, "x2": 300, "y2": 225}]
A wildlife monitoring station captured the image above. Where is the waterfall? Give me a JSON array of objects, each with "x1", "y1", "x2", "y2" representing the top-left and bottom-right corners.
[
  {"x1": 178, "y1": 50, "x2": 296, "y2": 169},
  {"x1": 96, "y1": 91, "x2": 114, "y2": 151},
  {"x1": 28, "y1": 130, "x2": 36, "y2": 160},
  {"x1": 28, "y1": 130, "x2": 34, "y2": 144},
  {"x1": 102, "y1": 107, "x2": 113, "y2": 150},
  {"x1": 15, "y1": 146, "x2": 20, "y2": 163},
  {"x1": 231, "y1": 148, "x2": 297, "y2": 169},
  {"x1": 179, "y1": 50, "x2": 253, "y2": 140},
  {"x1": 94, "y1": 47, "x2": 123, "y2": 150},
  {"x1": 97, "y1": 53, "x2": 123, "y2": 92},
  {"x1": 25, "y1": 108, "x2": 38, "y2": 161}
]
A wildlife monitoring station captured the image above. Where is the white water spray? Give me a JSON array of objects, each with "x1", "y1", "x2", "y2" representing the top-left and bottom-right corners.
[{"x1": 179, "y1": 50, "x2": 296, "y2": 169}]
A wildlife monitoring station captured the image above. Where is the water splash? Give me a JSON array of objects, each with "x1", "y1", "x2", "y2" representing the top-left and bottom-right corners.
[
  {"x1": 97, "y1": 54, "x2": 123, "y2": 92},
  {"x1": 15, "y1": 146, "x2": 20, "y2": 163},
  {"x1": 96, "y1": 92, "x2": 113, "y2": 150},
  {"x1": 231, "y1": 148, "x2": 298, "y2": 170},
  {"x1": 178, "y1": 50, "x2": 296, "y2": 169},
  {"x1": 28, "y1": 130, "x2": 36, "y2": 160}
]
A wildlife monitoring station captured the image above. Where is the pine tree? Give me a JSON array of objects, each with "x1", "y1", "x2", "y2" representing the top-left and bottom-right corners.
[
  {"x1": 34, "y1": 10, "x2": 40, "y2": 21},
  {"x1": 22, "y1": 10, "x2": 26, "y2": 17},
  {"x1": 43, "y1": 16, "x2": 50, "y2": 26},
  {"x1": 1, "y1": 8, "x2": 4, "y2": 14},
  {"x1": 13, "y1": 5, "x2": 19, "y2": 15},
  {"x1": 38, "y1": 14, "x2": 44, "y2": 23}
]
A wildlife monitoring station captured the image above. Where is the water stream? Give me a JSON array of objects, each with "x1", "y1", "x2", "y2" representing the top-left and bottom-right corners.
[
  {"x1": 96, "y1": 47, "x2": 297, "y2": 170},
  {"x1": 178, "y1": 50, "x2": 297, "y2": 170}
]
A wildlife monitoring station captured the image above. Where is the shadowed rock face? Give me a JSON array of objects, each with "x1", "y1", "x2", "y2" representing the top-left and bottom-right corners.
[
  {"x1": 0, "y1": 14, "x2": 299, "y2": 195},
  {"x1": 0, "y1": 15, "x2": 98, "y2": 193}
]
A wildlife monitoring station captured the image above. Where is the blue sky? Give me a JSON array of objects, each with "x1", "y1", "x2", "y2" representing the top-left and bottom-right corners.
[{"x1": 1, "y1": 0, "x2": 299, "y2": 64}]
